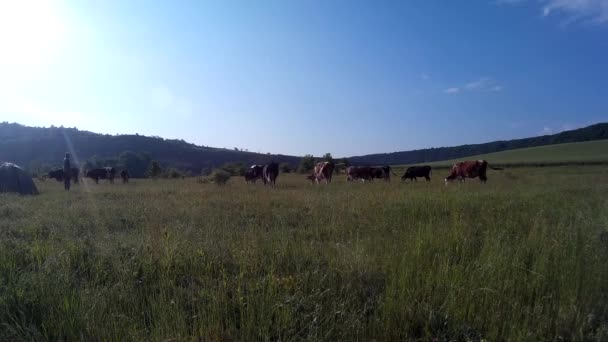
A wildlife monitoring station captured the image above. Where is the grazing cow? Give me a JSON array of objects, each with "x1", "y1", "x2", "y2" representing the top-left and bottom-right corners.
[
  {"x1": 401, "y1": 165, "x2": 432, "y2": 182},
  {"x1": 86, "y1": 167, "x2": 116, "y2": 184},
  {"x1": 48, "y1": 168, "x2": 80, "y2": 184},
  {"x1": 346, "y1": 166, "x2": 374, "y2": 182},
  {"x1": 370, "y1": 165, "x2": 395, "y2": 182},
  {"x1": 120, "y1": 169, "x2": 130, "y2": 184},
  {"x1": 262, "y1": 162, "x2": 279, "y2": 185},
  {"x1": 308, "y1": 161, "x2": 335, "y2": 184},
  {"x1": 444, "y1": 160, "x2": 503, "y2": 185},
  {"x1": 244, "y1": 165, "x2": 264, "y2": 184}
]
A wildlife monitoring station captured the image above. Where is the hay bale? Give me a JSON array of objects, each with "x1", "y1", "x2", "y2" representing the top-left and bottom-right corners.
[{"x1": 0, "y1": 163, "x2": 39, "y2": 195}]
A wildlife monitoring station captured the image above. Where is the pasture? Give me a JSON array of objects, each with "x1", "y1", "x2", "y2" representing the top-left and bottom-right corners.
[
  {"x1": 424, "y1": 139, "x2": 608, "y2": 168},
  {"x1": 1, "y1": 166, "x2": 607, "y2": 340}
]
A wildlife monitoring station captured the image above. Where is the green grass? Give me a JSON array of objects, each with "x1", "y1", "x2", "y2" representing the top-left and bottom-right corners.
[
  {"x1": 421, "y1": 139, "x2": 608, "y2": 168},
  {"x1": 1, "y1": 167, "x2": 608, "y2": 340}
]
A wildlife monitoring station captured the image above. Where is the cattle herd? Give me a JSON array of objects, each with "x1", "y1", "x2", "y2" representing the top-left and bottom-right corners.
[
  {"x1": 244, "y1": 159, "x2": 501, "y2": 186},
  {"x1": 46, "y1": 167, "x2": 130, "y2": 185},
  {"x1": 44, "y1": 159, "x2": 501, "y2": 187}
]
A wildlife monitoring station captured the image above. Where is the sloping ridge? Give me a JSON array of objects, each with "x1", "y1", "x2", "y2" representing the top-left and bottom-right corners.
[
  {"x1": 349, "y1": 123, "x2": 608, "y2": 166},
  {"x1": 425, "y1": 139, "x2": 608, "y2": 167},
  {"x1": 1, "y1": 122, "x2": 607, "y2": 172},
  {"x1": 0, "y1": 122, "x2": 301, "y2": 172}
]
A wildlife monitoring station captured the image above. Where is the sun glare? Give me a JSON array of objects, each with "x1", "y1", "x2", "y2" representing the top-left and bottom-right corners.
[{"x1": 0, "y1": 0, "x2": 67, "y2": 84}]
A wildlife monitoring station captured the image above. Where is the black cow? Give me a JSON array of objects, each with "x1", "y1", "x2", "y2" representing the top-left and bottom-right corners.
[
  {"x1": 86, "y1": 167, "x2": 116, "y2": 184},
  {"x1": 120, "y1": 169, "x2": 130, "y2": 184},
  {"x1": 346, "y1": 166, "x2": 374, "y2": 182},
  {"x1": 401, "y1": 165, "x2": 432, "y2": 182},
  {"x1": 370, "y1": 166, "x2": 395, "y2": 182},
  {"x1": 262, "y1": 162, "x2": 279, "y2": 186},
  {"x1": 48, "y1": 168, "x2": 80, "y2": 184},
  {"x1": 244, "y1": 165, "x2": 264, "y2": 184}
]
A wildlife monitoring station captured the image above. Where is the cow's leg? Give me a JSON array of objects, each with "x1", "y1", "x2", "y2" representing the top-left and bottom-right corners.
[{"x1": 425, "y1": 176, "x2": 430, "y2": 182}]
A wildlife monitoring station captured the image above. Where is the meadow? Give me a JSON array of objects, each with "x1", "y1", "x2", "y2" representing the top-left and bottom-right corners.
[
  {"x1": 424, "y1": 139, "x2": 608, "y2": 168},
  {"x1": 1, "y1": 165, "x2": 607, "y2": 340}
]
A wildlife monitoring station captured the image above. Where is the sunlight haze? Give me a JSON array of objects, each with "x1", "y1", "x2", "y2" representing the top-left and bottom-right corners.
[{"x1": 1, "y1": 0, "x2": 607, "y2": 156}]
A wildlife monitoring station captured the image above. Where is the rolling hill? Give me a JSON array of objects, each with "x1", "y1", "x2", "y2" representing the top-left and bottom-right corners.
[
  {"x1": 423, "y1": 139, "x2": 608, "y2": 168},
  {"x1": 349, "y1": 122, "x2": 608, "y2": 166},
  {"x1": 0, "y1": 122, "x2": 301, "y2": 175},
  {"x1": 1, "y1": 121, "x2": 607, "y2": 176}
]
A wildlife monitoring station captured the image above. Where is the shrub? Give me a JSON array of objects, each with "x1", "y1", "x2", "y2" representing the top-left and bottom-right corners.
[
  {"x1": 280, "y1": 163, "x2": 292, "y2": 173},
  {"x1": 211, "y1": 170, "x2": 231, "y2": 185}
]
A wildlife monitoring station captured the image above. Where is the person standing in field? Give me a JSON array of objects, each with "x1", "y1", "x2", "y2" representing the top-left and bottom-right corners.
[{"x1": 63, "y1": 152, "x2": 72, "y2": 191}]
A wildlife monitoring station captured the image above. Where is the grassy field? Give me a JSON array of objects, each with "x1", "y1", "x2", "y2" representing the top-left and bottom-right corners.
[
  {"x1": 1, "y1": 166, "x2": 608, "y2": 340},
  {"x1": 419, "y1": 139, "x2": 608, "y2": 168}
]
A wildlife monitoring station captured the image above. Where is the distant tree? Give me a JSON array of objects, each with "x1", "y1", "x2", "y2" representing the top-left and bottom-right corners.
[
  {"x1": 323, "y1": 153, "x2": 334, "y2": 163},
  {"x1": 147, "y1": 161, "x2": 162, "y2": 178},
  {"x1": 118, "y1": 151, "x2": 150, "y2": 178},
  {"x1": 279, "y1": 163, "x2": 292, "y2": 173},
  {"x1": 298, "y1": 154, "x2": 316, "y2": 173},
  {"x1": 161, "y1": 167, "x2": 182, "y2": 179}
]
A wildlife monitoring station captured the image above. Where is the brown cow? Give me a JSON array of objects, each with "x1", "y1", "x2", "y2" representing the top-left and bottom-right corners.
[
  {"x1": 444, "y1": 160, "x2": 502, "y2": 185},
  {"x1": 308, "y1": 161, "x2": 334, "y2": 184}
]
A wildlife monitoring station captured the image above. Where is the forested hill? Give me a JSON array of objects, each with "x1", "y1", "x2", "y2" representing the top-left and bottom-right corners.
[
  {"x1": 0, "y1": 122, "x2": 300, "y2": 176},
  {"x1": 349, "y1": 122, "x2": 608, "y2": 166}
]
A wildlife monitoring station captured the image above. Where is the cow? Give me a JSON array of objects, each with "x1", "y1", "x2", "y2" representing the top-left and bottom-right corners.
[
  {"x1": 244, "y1": 165, "x2": 264, "y2": 184},
  {"x1": 120, "y1": 169, "x2": 130, "y2": 184},
  {"x1": 370, "y1": 165, "x2": 395, "y2": 182},
  {"x1": 262, "y1": 162, "x2": 279, "y2": 186},
  {"x1": 401, "y1": 165, "x2": 432, "y2": 182},
  {"x1": 48, "y1": 168, "x2": 80, "y2": 184},
  {"x1": 308, "y1": 161, "x2": 335, "y2": 184},
  {"x1": 346, "y1": 166, "x2": 374, "y2": 182},
  {"x1": 444, "y1": 160, "x2": 503, "y2": 185},
  {"x1": 86, "y1": 167, "x2": 116, "y2": 184}
]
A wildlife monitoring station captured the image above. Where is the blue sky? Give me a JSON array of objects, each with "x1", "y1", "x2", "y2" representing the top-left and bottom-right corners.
[{"x1": 0, "y1": 0, "x2": 607, "y2": 157}]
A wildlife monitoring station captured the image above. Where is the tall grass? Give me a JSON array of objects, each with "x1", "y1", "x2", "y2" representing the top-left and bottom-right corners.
[{"x1": 1, "y1": 166, "x2": 607, "y2": 340}]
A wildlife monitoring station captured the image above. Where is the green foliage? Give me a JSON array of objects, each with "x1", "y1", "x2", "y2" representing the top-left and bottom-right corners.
[
  {"x1": 279, "y1": 163, "x2": 292, "y2": 173},
  {"x1": 323, "y1": 153, "x2": 334, "y2": 163},
  {"x1": 147, "y1": 161, "x2": 162, "y2": 178},
  {"x1": 221, "y1": 162, "x2": 246, "y2": 176},
  {"x1": 161, "y1": 167, "x2": 183, "y2": 179},
  {"x1": 118, "y1": 151, "x2": 152, "y2": 178},
  {"x1": 298, "y1": 154, "x2": 316, "y2": 173},
  {"x1": 0, "y1": 166, "x2": 607, "y2": 340},
  {"x1": 211, "y1": 170, "x2": 231, "y2": 185}
]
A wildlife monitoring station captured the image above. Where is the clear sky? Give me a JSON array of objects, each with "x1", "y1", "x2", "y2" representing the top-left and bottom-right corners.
[{"x1": 1, "y1": 0, "x2": 607, "y2": 157}]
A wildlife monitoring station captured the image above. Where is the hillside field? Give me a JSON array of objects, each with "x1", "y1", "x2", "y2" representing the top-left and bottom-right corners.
[
  {"x1": 420, "y1": 139, "x2": 608, "y2": 168},
  {"x1": 1, "y1": 166, "x2": 608, "y2": 340}
]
